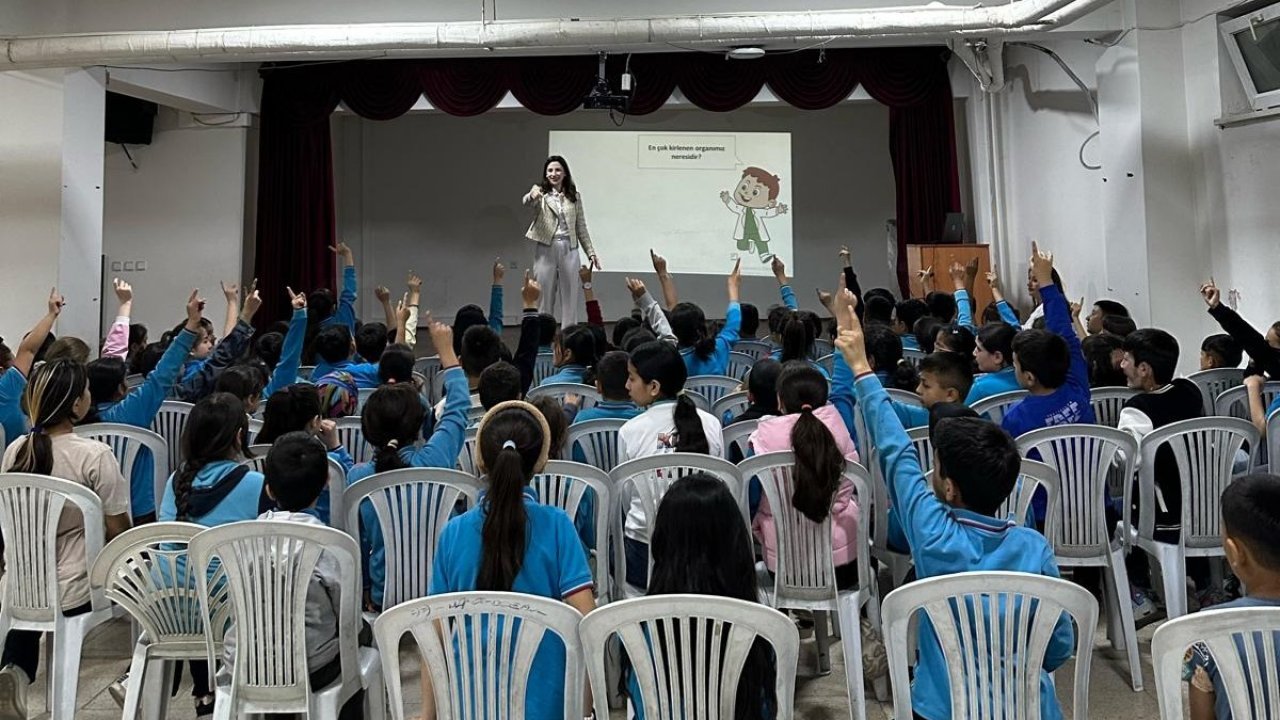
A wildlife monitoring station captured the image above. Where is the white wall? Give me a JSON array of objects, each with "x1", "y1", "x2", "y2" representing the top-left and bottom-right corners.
[
  {"x1": 334, "y1": 101, "x2": 920, "y2": 324},
  {"x1": 0, "y1": 70, "x2": 64, "y2": 340},
  {"x1": 102, "y1": 111, "x2": 252, "y2": 336}
]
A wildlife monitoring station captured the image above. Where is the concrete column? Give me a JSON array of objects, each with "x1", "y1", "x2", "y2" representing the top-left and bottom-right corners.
[{"x1": 59, "y1": 67, "x2": 107, "y2": 345}]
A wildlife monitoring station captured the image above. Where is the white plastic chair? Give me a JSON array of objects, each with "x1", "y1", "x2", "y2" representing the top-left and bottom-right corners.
[
  {"x1": 1089, "y1": 386, "x2": 1138, "y2": 428},
  {"x1": 1135, "y1": 416, "x2": 1259, "y2": 620},
  {"x1": 150, "y1": 400, "x2": 193, "y2": 478},
  {"x1": 733, "y1": 339, "x2": 773, "y2": 361},
  {"x1": 722, "y1": 419, "x2": 759, "y2": 462},
  {"x1": 457, "y1": 426, "x2": 480, "y2": 476},
  {"x1": 902, "y1": 348, "x2": 926, "y2": 369},
  {"x1": 881, "y1": 571, "x2": 1098, "y2": 720},
  {"x1": 533, "y1": 352, "x2": 557, "y2": 386},
  {"x1": 242, "y1": 446, "x2": 350, "y2": 532},
  {"x1": 374, "y1": 591, "x2": 584, "y2": 720},
  {"x1": 334, "y1": 416, "x2": 374, "y2": 466},
  {"x1": 996, "y1": 459, "x2": 1062, "y2": 532},
  {"x1": 1216, "y1": 381, "x2": 1280, "y2": 422},
  {"x1": 412, "y1": 356, "x2": 441, "y2": 405},
  {"x1": 815, "y1": 353, "x2": 835, "y2": 376},
  {"x1": 813, "y1": 338, "x2": 834, "y2": 359},
  {"x1": 1270, "y1": 408, "x2": 1280, "y2": 475},
  {"x1": 685, "y1": 389, "x2": 712, "y2": 413},
  {"x1": 906, "y1": 426, "x2": 935, "y2": 476},
  {"x1": 610, "y1": 454, "x2": 747, "y2": 597},
  {"x1": 726, "y1": 350, "x2": 755, "y2": 381},
  {"x1": 0, "y1": 473, "x2": 116, "y2": 720},
  {"x1": 886, "y1": 388, "x2": 925, "y2": 417},
  {"x1": 686, "y1": 375, "x2": 740, "y2": 407},
  {"x1": 1152, "y1": 606, "x2": 1280, "y2": 720},
  {"x1": 527, "y1": 382, "x2": 602, "y2": 410},
  {"x1": 124, "y1": 373, "x2": 145, "y2": 389},
  {"x1": 88, "y1": 522, "x2": 213, "y2": 720},
  {"x1": 246, "y1": 417, "x2": 263, "y2": 444},
  {"x1": 356, "y1": 387, "x2": 375, "y2": 414},
  {"x1": 189, "y1": 521, "x2": 384, "y2": 720},
  {"x1": 73, "y1": 422, "x2": 169, "y2": 520},
  {"x1": 297, "y1": 365, "x2": 317, "y2": 381},
  {"x1": 740, "y1": 452, "x2": 879, "y2": 720},
  {"x1": 1016, "y1": 424, "x2": 1143, "y2": 690},
  {"x1": 712, "y1": 390, "x2": 752, "y2": 424},
  {"x1": 344, "y1": 467, "x2": 480, "y2": 611},
  {"x1": 579, "y1": 594, "x2": 800, "y2": 720},
  {"x1": 970, "y1": 389, "x2": 1029, "y2": 426},
  {"x1": 1188, "y1": 368, "x2": 1244, "y2": 414},
  {"x1": 564, "y1": 418, "x2": 626, "y2": 473},
  {"x1": 532, "y1": 460, "x2": 614, "y2": 602}
]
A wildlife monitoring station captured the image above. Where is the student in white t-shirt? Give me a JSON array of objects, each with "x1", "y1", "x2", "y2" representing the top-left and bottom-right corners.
[
  {"x1": 0, "y1": 359, "x2": 131, "y2": 718},
  {"x1": 617, "y1": 341, "x2": 723, "y2": 590}
]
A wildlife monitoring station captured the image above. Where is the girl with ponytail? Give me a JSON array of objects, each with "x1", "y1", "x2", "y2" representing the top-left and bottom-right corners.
[
  {"x1": 748, "y1": 362, "x2": 862, "y2": 588},
  {"x1": 538, "y1": 323, "x2": 596, "y2": 386},
  {"x1": 428, "y1": 401, "x2": 596, "y2": 720},
  {"x1": 617, "y1": 341, "x2": 725, "y2": 589},
  {"x1": 0, "y1": 358, "x2": 133, "y2": 702},
  {"x1": 666, "y1": 258, "x2": 743, "y2": 376}
]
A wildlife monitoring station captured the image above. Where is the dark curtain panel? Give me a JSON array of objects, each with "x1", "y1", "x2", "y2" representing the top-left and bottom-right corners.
[{"x1": 254, "y1": 48, "x2": 959, "y2": 321}]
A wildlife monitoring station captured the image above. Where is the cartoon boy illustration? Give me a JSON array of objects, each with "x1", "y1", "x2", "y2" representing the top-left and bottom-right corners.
[{"x1": 720, "y1": 166, "x2": 788, "y2": 263}]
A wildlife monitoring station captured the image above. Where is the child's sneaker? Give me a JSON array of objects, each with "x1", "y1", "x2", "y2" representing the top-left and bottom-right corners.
[
  {"x1": 0, "y1": 665, "x2": 29, "y2": 720},
  {"x1": 107, "y1": 672, "x2": 129, "y2": 707}
]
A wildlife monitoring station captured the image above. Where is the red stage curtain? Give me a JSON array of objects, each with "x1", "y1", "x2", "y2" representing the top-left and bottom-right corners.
[{"x1": 254, "y1": 48, "x2": 960, "y2": 320}]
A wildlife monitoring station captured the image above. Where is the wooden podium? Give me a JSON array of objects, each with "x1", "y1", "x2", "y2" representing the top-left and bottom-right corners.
[{"x1": 904, "y1": 243, "x2": 994, "y2": 315}]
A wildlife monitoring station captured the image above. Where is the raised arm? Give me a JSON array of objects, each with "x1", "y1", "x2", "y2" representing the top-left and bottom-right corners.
[
  {"x1": 410, "y1": 322, "x2": 468, "y2": 468},
  {"x1": 949, "y1": 262, "x2": 976, "y2": 332},
  {"x1": 115, "y1": 290, "x2": 203, "y2": 420},
  {"x1": 580, "y1": 265, "x2": 604, "y2": 327},
  {"x1": 374, "y1": 285, "x2": 396, "y2": 334},
  {"x1": 650, "y1": 250, "x2": 678, "y2": 310},
  {"x1": 1033, "y1": 244, "x2": 1089, "y2": 393},
  {"x1": 718, "y1": 258, "x2": 743, "y2": 347},
  {"x1": 220, "y1": 280, "x2": 242, "y2": 342},
  {"x1": 12, "y1": 288, "x2": 64, "y2": 377},
  {"x1": 773, "y1": 256, "x2": 798, "y2": 311},
  {"x1": 101, "y1": 278, "x2": 133, "y2": 360},
  {"x1": 329, "y1": 241, "x2": 358, "y2": 332},
  {"x1": 522, "y1": 183, "x2": 544, "y2": 207},
  {"x1": 917, "y1": 266, "x2": 935, "y2": 298},
  {"x1": 840, "y1": 245, "x2": 866, "y2": 322},
  {"x1": 628, "y1": 278, "x2": 675, "y2": 342},
  {"x1": 985, "y1": 271, "x2": 1022, "y2": 327},
  {"x1": 488, "y1": 259, "x2": 505, "y2": 332},
  {"x1": 404, "y1": 272, "x2": 422, "y2": 348},
  {"x1": 266, "y1": 289, "x2": 308, "y2": 398},
  {"x1": 515, "y1": 273, "x2": 542, "y2": 395},
  {"x1": 175, "y1": 288, "x2": 260, "y2": 402},
  {"x1": 1202, "y1": 279, "x2": 1280, "y2": 378}
]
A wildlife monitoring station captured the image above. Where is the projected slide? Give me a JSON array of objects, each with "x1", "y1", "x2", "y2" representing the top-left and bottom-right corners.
[{"x1": 548, "y1": 131, "x2": 792, "y2": 276}]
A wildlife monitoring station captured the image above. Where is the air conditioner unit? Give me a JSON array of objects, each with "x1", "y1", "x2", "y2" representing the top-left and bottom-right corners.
[{"x1": 1220, "y1": 1, "x2": 1280, "y2": 111}]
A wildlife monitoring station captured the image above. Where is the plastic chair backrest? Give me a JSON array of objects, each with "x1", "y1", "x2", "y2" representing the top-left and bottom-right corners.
[
  {"x1": 740, "y1": 452, "x2": 874, "y2": 605},
  {"x1": 1188, "y1": 368, "x2": 1245, "y2": 414},
  {"x1": 356, "y1": 387, "x2": 375, "y2": 414},
  {"x1": 1216, "y1": 382, "x2": 1280, "y2": 421},
  {"x1": 412, "y1": 356, "x2": 442, "y2": 404},
  {"x1": 532, "y1": 460, "x2": 613, "y2": 599},
  {"x1": 996, "y1": 459, "x2": 1062, "y2": 534},
  {"x1": 88, "y1": 522, "x2": 212, "y2": 647},
  {"x1": 533, "y1": 352, "x2": 557, "y2": 387},
  {"x1": 0, "y1": 473, "x2": 108, "y2": 621},
  {"x1": 1016, "y1": 424, "x2": 1137, "y2": 559},
  {"x1": 882, "y1": 571, "x2": 1097, "y2": 720},
  {"x1": 73, "y1": 422, "x2": 169, "y2": 519},
  {"x1": 189, "y1": 521, "x2": 362, "y2": 712},
  {"x1": 244, "y1": 448, "x2": 348, "y2": 532},
  {"x1": 458, "y1": 427, "x2": 480, "y2": 476},
  {"x1": 685, "y1": 389, "x2": 711, "y2": 413},
  {"x1": 1271, "y1": 408, "x2": 1280, "y2": 476},
  {"x1": 813, "y1": 338, "x2": 834, "y2": 359},
  {"x1": 1136, "y1": 417, "x2": 1258, "y2": 550},
  {"x1": 246, "y1": 417, "x2": 263, "y2": 444},
  {"x1": 732, "y1": 340, "x2": 773, "y2": 361},
  {"x1": 907, "y1": 426, "x2": 935, "y2": 476},
  {"x1": 814, "y1": 353, "x2": 835, "y2": 376},
  {"x1": 466, "y1": 405, "x2": 487, "y2": 426},
  {"x1": 711, "y1": 391, "x2": 751, "y2": 424},
  {"x1": 374, "y1": 591, "x2": 585, "y2": 720},
  {"x1": 902, "y1": 348, "x2": 926, "y2": 369},
  {"x1": 721, "y1": 420, "x2": 759, "y2": 463},
  {"x1": 1152, "y1": 606, "x2": 1280, "y2": 720},
  {"x1": 971, "y1": 390, "x2": 1030, "y2": 426},
  {"x1": 686, "y1": 375, "x2": 741, "y2": 406},
  {"x1": 526, "y1": 382, "x2": 602, "y2": 410},
  {"x1": 579, "y1": 594, "x2": 800, "y2": 720},
  {"x1": 565, "y1": 419, "x2": 626, "y2": 473},
  {"x1": 886, "y1": 388, "x2": 925, "y2": 412},
  {"x1": 334, "y1": 416, "x2": 373, "y2": 466},
  {"x1": 726, "y1": 351, "x2": 755, "y2": 381},
  {"x1": 297, "y1": 365, "x2": 316, "y2": 381},
  {"x1": 344, "y1": 468, "x2": 480, "y2": 609},
  {"x1": 1088, "y1": 386, "x2": 1138, "y2": 428},
  {"x1": 150, "y1": 400, "x2": 194, "y2": 477},
  {"x1": 124, "y1": 373, "x2": 145, "y2": 389}
]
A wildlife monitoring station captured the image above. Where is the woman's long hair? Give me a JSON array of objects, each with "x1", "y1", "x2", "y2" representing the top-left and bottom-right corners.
[
  {"x1": 648, "y1": 473, "x2": 776, "y2": 720},
  {"x1": 538, "y1": 155, "x2": 578, "y2": 202},
  {"x1": 172, "y1": 393, "x2": 249, "y2": 521},
  {"x1": 361, "y1": 385, "x2": 425, "y2": 474},
  {"x1": 630, "y1": 342, "x2": 709, "y2": 454},
  {"x1": 475, "y1": 405, "x2": 545, "y2": 591},
  {"x1": 7, "y1": 360, "x2": 87, "y2": 475},
  {"x1": 777, "y1": 364, "x2": 843, "y2": 523}
]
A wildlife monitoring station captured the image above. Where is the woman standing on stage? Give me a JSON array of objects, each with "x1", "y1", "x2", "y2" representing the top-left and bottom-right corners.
[{"x1": 523, "y1": 155, "x2": 600, "y2": 327}]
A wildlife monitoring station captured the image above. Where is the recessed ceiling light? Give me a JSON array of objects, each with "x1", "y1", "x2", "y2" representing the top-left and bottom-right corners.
[{"x1": 727, "y1": 46, "x2": 767, "y2": 60}]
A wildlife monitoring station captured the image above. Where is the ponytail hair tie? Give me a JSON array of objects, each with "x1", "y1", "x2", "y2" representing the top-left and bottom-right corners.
[
  {"x1": 800, "y1": 404, "x2": 814, "y2": 412},
  {"x1": 502, "y1": 440, "x2": 517, "y2": 450},
  {"x1": 30, "y1": 425, "x2": 43, "y2": 435},
  {"x1": 386, "y1": 439, "x2": 400, "y2": 450}
]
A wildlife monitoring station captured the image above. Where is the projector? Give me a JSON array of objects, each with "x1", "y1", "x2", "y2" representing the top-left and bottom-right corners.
[{"x1": 582, "y1": 91, "x2": 629, "y2": 111}]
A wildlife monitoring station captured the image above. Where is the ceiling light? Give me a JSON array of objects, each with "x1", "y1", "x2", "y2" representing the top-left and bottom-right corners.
[{"x1": 727, "y1": 46, "x2": 767, "y2": 60}]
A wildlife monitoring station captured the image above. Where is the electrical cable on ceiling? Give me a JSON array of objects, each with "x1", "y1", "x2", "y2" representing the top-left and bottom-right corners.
[
  {"x1": 1006, "y1": 41, "x2": 1102, "y2": 170},
  {"x1": 189, "y1": 112, "x2": 245, "y2": 126}
]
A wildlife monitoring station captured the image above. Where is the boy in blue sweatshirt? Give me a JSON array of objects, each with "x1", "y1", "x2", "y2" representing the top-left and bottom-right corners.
[
  {"x1": 311, "y1": 324, "x2": 381, "y2": 389},
  {"x1": 833, "y1": 295, "x2": 1074, "y2": 720},
  {"x1": 1002, "y1": 244, "x2": 1095, "y2": 439}
]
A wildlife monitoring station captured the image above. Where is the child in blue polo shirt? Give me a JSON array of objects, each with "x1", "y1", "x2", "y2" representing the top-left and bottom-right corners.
[
  {"x1": 967, "y1": 323, "x2": 1021, "y2": 406},
  {"x1": 834, "y1": 295, "x2": 1074, "y2": 720},
  {"x1": 667, "y1": 258, "x2": 742, "y2": 376},
  {"x1": 572, "y1": 351, "x2": 641, "y2": 424},
  {"x1": 429, "y1": 400, "x2": 596, "y2": 720},
  {"x1": 539, "y1": 323, "x2": 595, "y2": 386},
  {"x1": 0, "y1": 289, "x2": 62, "y2": 447}
]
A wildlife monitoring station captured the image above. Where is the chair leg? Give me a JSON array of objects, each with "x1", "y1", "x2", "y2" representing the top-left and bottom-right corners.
[
  {"x1": 1158, "y1": 544, "x2": 1188, "y2": 619},
  {"x1": 49, "y1": 625, "x2": 85, "y2": 720},
  {"x1": 836, "y1": 595, "x2": 867, "y2": 720},
  {"x1": 1100, "y1": 567, "x2": 1123, "y2": 651},
  {"x1": 1108, "y1": 548, "x2": 1144, "y2": 692},
  {"x1": 120, "y1": 644, "x2": 150, "y2": 720},
  {"x1": 365, "y1": 663, "x2": 387, "y2": 720},
  {"x1": 813, "y1": 611, "x2": 832, "y2": 676}
]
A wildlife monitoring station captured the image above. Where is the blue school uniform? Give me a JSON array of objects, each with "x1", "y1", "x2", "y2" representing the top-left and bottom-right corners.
[
  {"x1": 430, "y1": 487, "x2": 593, "y2": 720},
  {"x1": 681, "y1": 302, "x2": 742, "y2": 377},
  {"x1": 955, "y1": 288, "x2": 1021, "y2": 330},
  {"x1": 901, "y1": 334, "x2": 921, "y2": 352},
  {"x1": 263, "y1": 307, "x2": 307, "y2": 399},
  {"x1": 1001, "y1": 284, "x2": 1095, "y2": 440},
  {"x1": 574, "y1": 400, "x2": 641, "y2": 424},
  {"x1": 180, "y1": 357, "x2": 208, "y2": 383},
  {"x1": 965, "y1": 366, "x2": 1022, "y2": 406},
  {"x1": 97, "y1": 328, "x2": 197, "y2": 517},
  {"x1": 321, "y1": 265, "x2": 358, "y2": 332},
  {"x1": 311, "y1": 359, "x2": 381, "y2": 389},
  {"x1": 0, "y1": 368, "x2": 29, "y2": 446},
  {"x1": 539, "y1": 364, "x2": 587, "y2": 387},
  {"x1": 304, "y1": 446, "x2": 354, "y2": 525},
  {"x1": 346, "y1": 366, "x2": 471, "y2": 607},
  {"x1": 856, "y1": 372, "x2": 1074, "y2": 720},
  {"x1": 1183, "y1": 595, "x2": 1280, "y2": 720}
]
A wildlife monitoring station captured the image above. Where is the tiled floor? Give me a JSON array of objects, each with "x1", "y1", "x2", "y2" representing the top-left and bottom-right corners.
[{"x1": 38, "y1": 610, "x2": 1167, "y2": 720}]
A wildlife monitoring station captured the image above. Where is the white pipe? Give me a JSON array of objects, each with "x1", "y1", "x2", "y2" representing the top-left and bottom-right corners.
[{"x1": 1, "y1": 0, "x2": 1116, "y2": 69}]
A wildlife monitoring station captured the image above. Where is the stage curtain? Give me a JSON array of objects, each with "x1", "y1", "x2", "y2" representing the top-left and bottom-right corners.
[{"x1": 254, "y1": 48, "x2": 959, "y2": 320}]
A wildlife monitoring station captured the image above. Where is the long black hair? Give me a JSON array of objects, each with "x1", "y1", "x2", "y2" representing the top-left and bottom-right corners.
[
  {"x1": 777, "y1": 364, "x2": 844, "y2": 522},
  {"x1": 476, "y1": 405, "x2": 545, "y2": 591},
  {"x1": 361, "y1": 384, "x2": 426, "y2": 474},
  {"x1": 778, "y1": 312, "x2": 814, "y2": 364},
  {"x1": 538, "y1": 155, "x2": 578, "y2": 202},
  {"x1": 173, "y1": 393, "x2": 250, "y2": 521},
  {"x1": 630, "y1": 341, "x2": 709, "y2": 454},
  {"x1": 555, "y1": 324, "x2": 596, "y2": 369},
  {"x1": 256, "y1": 383, "x2": 322, "y2": 446},
  {"x1": 669, "y1": 303, "x2": 715, "y2": 361},
  {"x1": 7, "y1": 360, "x2": 87, "y2": 475},
  {"x1": 648, "y1": 473, "x2": 776, "y2": 720}
]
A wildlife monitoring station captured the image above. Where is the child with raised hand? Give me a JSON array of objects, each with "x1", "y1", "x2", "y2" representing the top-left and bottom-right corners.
[
  {"x1": 261, "y1": 287, "x2": 309, "y2": 399},
  {"x1": 833, "y1": 293, "x2": 1075, "y2": 720},
  {"x1": 617, "y1": 340, "x2": 725, "y2": 590},
  {"x1": 749, "y1": 363, "x2": 860, "y2": 587},
  {"x1": 0, "y1": 288, "x2": 64, "y2": 445},
  {"x1": 667, "y1": 258, "x2": 743, "y2": 377},
  {"x1": 1183, "y1": 473, "x2": 1280, "y2": 720},
  {"x1": 346, "y1": 322, "x2": 468, "y2": 610},
  {"x1": 173, "y1": 283, "x2": 263, "y2": 403},
  {"x1": 311, "y1": 323, "x2": 380, "y2": 389},
  {"x1": 429, "y1": 401, "x2": 596, "y2": 720},
  {"x1": 539, "y1": 323, "x2": 596, "y2": 386},
  {"x1": 1201, "y1": 277, "x2": 1280, "y2": 376},
  {"x1": 99, "y1": 278, "x2": 135, "y2": 360}
]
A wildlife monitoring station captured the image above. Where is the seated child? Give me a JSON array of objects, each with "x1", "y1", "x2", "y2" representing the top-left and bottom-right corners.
[
  {"x1": 573, "y1": 350, "x2": 641, "y2": 423},
  {"x1": 311, "y1": 325, "x2": 380, "y2": 389},
  {"x1": 1087, "y1": 299, "x2": 1131, "y2": 335},
  {"x1": 539, "y1": 323, "x2": 595, "y2": 386},
  {"x1": 728, "y1": 358, "x2": 782, "y2": 427},
  {"x1": 1200, "y1": 333, "x2": 1243, "y2": 371},
  {"x1": 895, "y1": 298, "x2": 928, "y2": 351},
  {"x1": 967, "y1": 323, "x2": 1021, "y2": 404},
  {"x1": 862, "y1": 324, "x2": 919, "y2": 393},
  {"x1": 1081, "y1": 333, "x2": 1128, "y2": 388}
]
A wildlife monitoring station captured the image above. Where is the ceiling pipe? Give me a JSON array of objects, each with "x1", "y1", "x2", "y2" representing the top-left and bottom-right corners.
[{"x1": 0, "y1": 0, "x2": 1116, "y2": 69}]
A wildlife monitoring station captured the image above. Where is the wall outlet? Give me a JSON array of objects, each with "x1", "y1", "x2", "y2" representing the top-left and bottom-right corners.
[
  {"x1": 136, "y1": 260, "x2": 147, "y2": 271},
  {"x1": 123, "y1": 260, "x2": 135, "y2": 271},
  {"x1": 110, "y1": 260, "x2": 122, "y2": 271}
]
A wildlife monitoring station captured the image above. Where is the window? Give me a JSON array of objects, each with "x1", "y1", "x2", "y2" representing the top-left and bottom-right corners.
[{"x1": 1221, "y1": 2, "x2": 1280, "y2": 111}]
